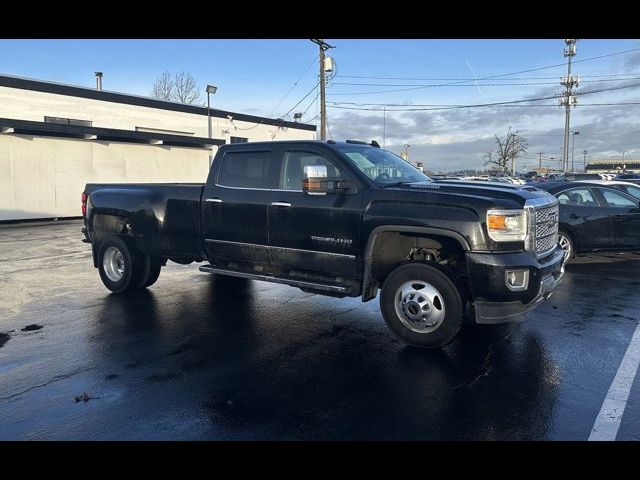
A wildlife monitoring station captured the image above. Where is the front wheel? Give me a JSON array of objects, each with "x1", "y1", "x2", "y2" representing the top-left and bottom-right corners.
[
  {"x1": 558, "y1": 230, "x2": 574, "y2": 265},
  {"x1": 380, "y1": 262, "x2": 463, "y2": 348}
]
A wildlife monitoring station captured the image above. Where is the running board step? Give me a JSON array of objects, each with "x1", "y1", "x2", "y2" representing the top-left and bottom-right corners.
[{"x1": 199, "y1": 265, "x2": 348, "y2": 294}]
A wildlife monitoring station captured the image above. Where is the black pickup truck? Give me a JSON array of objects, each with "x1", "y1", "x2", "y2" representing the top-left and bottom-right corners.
[{"x1": 82, "y1": 140, "x2": 564, "y2": 348}]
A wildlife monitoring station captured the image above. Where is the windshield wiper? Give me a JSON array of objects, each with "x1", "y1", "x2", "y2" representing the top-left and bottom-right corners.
[{"x1": 379, "y1": 180, "x2": 424, "y2": 188}]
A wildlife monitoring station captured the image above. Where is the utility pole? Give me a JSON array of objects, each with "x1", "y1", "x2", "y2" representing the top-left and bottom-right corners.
[
  {"x1": 538, "y1": 152, "x2": 543, "y2": 170},
  {"x1": 582, "y1": 149, "x2": 587, "y2": 172},
  {"x1": 311, "y1": 39, "x2": 334, "y2": 140},
  {"x1": 560, "y1": 39, "x2": 579, "y2": 173}
]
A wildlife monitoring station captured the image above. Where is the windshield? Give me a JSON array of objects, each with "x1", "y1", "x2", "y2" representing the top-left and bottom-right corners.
[{"x1": 336, "y1": 145, "x2": 431, "y2": 185}]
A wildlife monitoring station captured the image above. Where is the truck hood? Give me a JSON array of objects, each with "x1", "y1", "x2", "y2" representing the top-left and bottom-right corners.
[{"x1": 385, "y1": 180, "x2": 553, "y2": 209}]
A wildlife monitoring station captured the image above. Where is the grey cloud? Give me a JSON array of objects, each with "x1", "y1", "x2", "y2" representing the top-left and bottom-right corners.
[
  {"x1": 624, "y1": 51, "x2": 640, "y2": 71},
  {"x1": 328, "y1": 92, "x2": 640, "y2": 172}
]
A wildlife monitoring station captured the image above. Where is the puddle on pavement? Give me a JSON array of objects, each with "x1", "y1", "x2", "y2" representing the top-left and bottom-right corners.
[{"x1": 20, "y1": 324, "x2": 43, "y2": 332}]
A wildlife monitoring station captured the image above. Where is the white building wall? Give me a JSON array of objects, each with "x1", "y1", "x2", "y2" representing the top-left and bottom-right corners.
[
  {"x1": 0, "y1": 86, "x2": 316, "y2": 143},
  {"x1": 0, "y1": 135, "x2": 211, "y2": 221},
  {"x1": 0, "y1": 82, "x2": 316, "y2": 221}
]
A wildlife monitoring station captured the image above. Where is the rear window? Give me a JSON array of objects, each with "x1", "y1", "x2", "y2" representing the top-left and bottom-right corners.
[{"x1": 216, "y1": 151, "x2": 275, "y2": 189}]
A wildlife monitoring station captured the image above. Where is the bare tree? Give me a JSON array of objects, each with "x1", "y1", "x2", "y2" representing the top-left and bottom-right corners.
[
  {"x1": 151, "y1": 71, "x2": 174, "y2": 101},
  {"x1": 484, "y1": 128, "x2": 528, "y2": 174},
  {"x1": 173, "y1": 71, "x2": 203, "y2": 105},
  {"x1": 151, "y1": 71, "x2": 203, "y2": 105}
]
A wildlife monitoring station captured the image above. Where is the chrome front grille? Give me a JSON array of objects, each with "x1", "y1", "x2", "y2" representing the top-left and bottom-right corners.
[
  {"x1": 535, "y1": 206, "x2": 558, "y2": 224},
  {"x1": 535, "y1": 221, "x2": 557, "y2": 238},
  {"x1": 532, "y1": 205, "x2": 559, "y2": 256},
  {"x1": 536, "y1": 233, "x2": 558, "y2": 254}
]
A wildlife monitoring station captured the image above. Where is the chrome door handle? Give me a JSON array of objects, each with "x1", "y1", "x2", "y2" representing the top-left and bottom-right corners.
[
  {"x1": 271, "y1": 202, "x2": 292, "y2": 207},
  {"x1": 206, "y1": 198, "x2": 223, "y2": 203}
]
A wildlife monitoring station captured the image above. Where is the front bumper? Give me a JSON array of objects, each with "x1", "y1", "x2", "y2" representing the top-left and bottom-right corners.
[{"x1": 466, "y1": 246, "x2": 565, "y2": 324}]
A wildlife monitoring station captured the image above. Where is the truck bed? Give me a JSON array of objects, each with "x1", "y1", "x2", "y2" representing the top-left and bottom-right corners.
[{"x1": 84, "y1": 183, "x2": 205, "y2": 260}]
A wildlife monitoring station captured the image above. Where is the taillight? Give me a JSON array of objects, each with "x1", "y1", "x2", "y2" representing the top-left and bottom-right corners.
[{"x1": 81, "y1": 192, "x2": 87, "y2": 216}]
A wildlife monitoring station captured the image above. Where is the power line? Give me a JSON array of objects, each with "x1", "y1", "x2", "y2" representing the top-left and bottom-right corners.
[
  {"x1": 335, "y1": 72, "x2": 640, "y2": 81},
  {"x1": 331, "y1": 77, "x2": 640, "y2": 88},
  {"x1": 234, "y1": 55, "x2": 318, "y2": 131},
  {"x1": 300, "y1": 90, "x2": 321, "y2": 118},
  {"x1": 281, "y1": 81, "x2": 320, "y2": 119},
  {"x1": 327, "y1": 82, "x2": 640, "y2": 111},
  {"x1": 327, "y1": 46, "x2": 640, "y2": 96},
  {"x1": 267, "y1": 55, "x2": 318, "y2": 118}
]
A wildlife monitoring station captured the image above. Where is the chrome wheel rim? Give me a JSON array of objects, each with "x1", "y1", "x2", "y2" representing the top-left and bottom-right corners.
[
  {"x1": 558, "y1": 234, "x2": 571, "y2": 263},
  {"x1": 103, "y1": 246, "x2": 125, "y2": 282},
  {"x1": 394, "y1": 280, "x2": 446, "y2": 334}
]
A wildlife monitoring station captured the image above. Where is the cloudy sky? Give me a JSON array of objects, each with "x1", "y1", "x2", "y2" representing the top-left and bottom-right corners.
[{"x1": 1, "y1": 39, "x2": 639, "y2": 172}]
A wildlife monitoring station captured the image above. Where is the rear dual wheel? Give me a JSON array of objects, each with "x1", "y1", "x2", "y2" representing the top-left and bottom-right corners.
[{"x1": 97, "y1": 236, "x2": 161, "y2": 293}]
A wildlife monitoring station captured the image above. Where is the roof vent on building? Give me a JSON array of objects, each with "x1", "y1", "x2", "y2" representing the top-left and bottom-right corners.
[{"x1": 95, "y1": 72, "x2": 103, "y2": 91}]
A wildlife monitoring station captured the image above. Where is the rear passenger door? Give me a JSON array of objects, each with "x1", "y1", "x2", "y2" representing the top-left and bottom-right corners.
[
  {"x1": 202, "y1": 148, "x2": 277, "y2": 266},
  {"x1": 595, "y1": 187, "x2": 640, "y2": 249},
  {"x1": 556, "y1": 187, "x2": 613, "y2": 250}
]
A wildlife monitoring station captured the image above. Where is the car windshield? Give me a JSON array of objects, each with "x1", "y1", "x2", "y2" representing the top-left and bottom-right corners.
[{"x1": 336, "y1": 145, "x2": 431, "y2": 185}]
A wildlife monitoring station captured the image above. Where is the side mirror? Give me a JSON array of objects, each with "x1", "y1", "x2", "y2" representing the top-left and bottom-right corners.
[{"x1": 303, "y1": 165, "x2": 329, "y2": 196}]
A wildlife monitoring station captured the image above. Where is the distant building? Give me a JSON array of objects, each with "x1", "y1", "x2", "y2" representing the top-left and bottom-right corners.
[
  {"x1": 585, "y1": 159, "x2": 640, "y2": 174},
  {"x1": 410, "y1": 161, "x2": 425, "y2": 172},
  {"x1": 0, "y1": 73, "x2": 316, "y2": 221}
]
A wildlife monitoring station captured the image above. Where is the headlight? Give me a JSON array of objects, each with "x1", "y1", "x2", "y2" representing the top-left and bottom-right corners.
[{"x1": 486, "y1": 209, "x2": 527, "y2": 242}]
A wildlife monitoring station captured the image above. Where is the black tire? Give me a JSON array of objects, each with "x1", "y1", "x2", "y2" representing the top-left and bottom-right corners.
[
  {"x1": 380, "y1": 262, "x2": 463, "y2": 348},
  {"x1": 136, "y1": 256, "x2": 162, "y2": 289},
  {"x1": 558, "y1": 229, "x2": 574, "y2": 264},
  {"x1": 97, "y1": 236, "x2": 145, "y2": 293}
]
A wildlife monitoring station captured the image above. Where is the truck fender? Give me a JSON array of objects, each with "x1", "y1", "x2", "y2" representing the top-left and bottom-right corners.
[{"x1": 361, "y1": 225, "x2": 471, "y2": 302}]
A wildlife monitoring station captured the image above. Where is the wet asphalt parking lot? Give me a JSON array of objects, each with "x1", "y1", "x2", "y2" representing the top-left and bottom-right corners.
[{"x1": 1, "y1": 220, "x2": 639, "y2": 440}]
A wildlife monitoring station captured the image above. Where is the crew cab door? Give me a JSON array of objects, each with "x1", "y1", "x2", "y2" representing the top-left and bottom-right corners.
[
  {"x1": 268, "y1": 146, "x2": 362, "y2": 276},
  {"x1": 596, "y1": 187, "x2": 640, "y2": 249},
  {"x1": 556, "y1": 187, "x2": 613, "y2": 250},
  {"x1": 201, "y1": 147, "x2": 277, "y2": 265}
]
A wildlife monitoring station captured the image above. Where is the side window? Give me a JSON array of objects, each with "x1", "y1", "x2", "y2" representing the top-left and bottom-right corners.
[
  {"x1": 217, "y1": 151, "x2": 275, "y2": 189},
  {"x1": 557, "y1": 188, "x2": 597, "y2": 207},
  {"x1": 622, "y1": 185, "x2": 640, "y2": 199},
  {"x1": 601, "y1": 189, "x2": 637, "y2": 208},
  {"x1": 279, "y1": 150, "x2": 341, "y2": 191}
]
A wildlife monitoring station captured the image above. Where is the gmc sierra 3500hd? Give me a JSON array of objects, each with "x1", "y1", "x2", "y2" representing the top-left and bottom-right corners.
[{"x1": 82, "y1": 140, "x2": 565, "y2": 348}]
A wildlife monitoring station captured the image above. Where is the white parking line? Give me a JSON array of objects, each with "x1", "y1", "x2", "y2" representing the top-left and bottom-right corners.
[{"x1": 589, "y1": 320, "x2": 640, "y2": 441}]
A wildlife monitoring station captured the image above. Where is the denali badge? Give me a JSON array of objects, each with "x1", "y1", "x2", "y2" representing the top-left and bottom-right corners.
[{"x1": 311, "y1": 236, "x2": 353, "y2": 246}]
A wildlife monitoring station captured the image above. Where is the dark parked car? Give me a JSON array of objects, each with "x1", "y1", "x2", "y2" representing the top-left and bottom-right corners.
[
  {"x1": 612, "y1": 173, "x2": 640, "y2": 185},
  {"x1": 537, "y1": 181, "x2": 640, "y2": 263},
  {"x1": 615, "y1": 173, "x2": 640, "y2": 180},
  {"x1": 82, "y1": 140, "x2": 564, "y2": 348},
  {"x1": 579, "y1": 180, "x2": 640, "y2": 200}
]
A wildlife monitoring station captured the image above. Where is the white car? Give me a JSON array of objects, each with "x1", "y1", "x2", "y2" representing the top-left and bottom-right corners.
[{"x1": 598, "y1": 173, "x2": 616, "y2": 181}]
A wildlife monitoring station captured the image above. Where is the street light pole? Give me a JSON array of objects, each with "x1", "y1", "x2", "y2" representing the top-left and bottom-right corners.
[
  {"x1": 206, "y1": 84, "x2": 218, "y2": 139},
  {"x1": 571, "y1": 131, "x2": 580, "y2": 173},
  {"x1": 582, "y1": 150, "x2": 587, "y2": 172},
  {"x1": 402, "y1": 144, "x2": 410, "y2": 161},
  {"x1": 620, "y1": 150, "x2": 628, "y2": 171}
]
